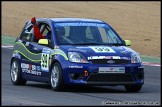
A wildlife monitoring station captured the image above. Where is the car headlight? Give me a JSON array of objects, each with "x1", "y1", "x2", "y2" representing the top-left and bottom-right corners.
[
  {"x1": 131, "y1": 53, "x2": 142, "y2": 63},
  {"x1": 68, "y1": 52, "x2": 89, "y2": 63}
]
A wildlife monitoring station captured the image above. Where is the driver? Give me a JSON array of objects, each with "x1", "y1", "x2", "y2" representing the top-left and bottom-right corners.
[{"x1": 31, "y1": 17, "x2": 45, "y2": 42}]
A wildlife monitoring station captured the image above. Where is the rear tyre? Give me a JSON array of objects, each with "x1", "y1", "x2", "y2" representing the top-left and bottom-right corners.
[
  {"x1": 125, "y1": 85, "x2": 142, "y2": 92},
  {"x1": 10, "y1": 59, "x2": 27, "y2": 85},
  {"x1": 50, "y1": 62, "x2": 65, "y2": 91}
]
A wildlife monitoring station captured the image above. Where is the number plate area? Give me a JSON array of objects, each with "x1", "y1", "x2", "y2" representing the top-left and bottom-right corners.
[{"x1": 99, "y1": 67, "x2": 125, "y2": 73}]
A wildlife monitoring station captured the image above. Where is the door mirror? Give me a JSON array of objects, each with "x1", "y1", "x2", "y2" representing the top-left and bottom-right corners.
[
  {"x1": 124, "y1": 40, "x2": 131, "y2": 46},
  {"x1": 38, "y1": 39, "x2": 49, "y2": 45},
  {"x1": 24, "y1": 29, "x2": 31, "y2": 34},
  {"x1": 21, "y1": 29, "x2": 33, "y2": 41}
]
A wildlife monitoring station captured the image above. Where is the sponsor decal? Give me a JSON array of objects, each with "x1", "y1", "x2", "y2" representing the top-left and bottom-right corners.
[
  {"x1": 21, "y1": 63, "x2": 41, "y2": 76},
  {"x1": 69, "y1": 66, "x2": 83, "y2": 68},
  {"x1": 105, "y1": 56, "x2": 113, "y2": 59},
  {"x1": 55, "y1": 23, "x2": 106, "y2": 27},
  {"x1": 22, "y1": 69, "x2": 30, "y2": 73},
  {"x1": 68, "y1": 48, "x2": 80, "y2": 51},
  {"x1": 88, "y1": 56, "x2": 105, "y2": 60},
  {"x1": 122, "y1": 46, "x2": 136, "y2": 53},
  {"x1": 29, "y1": 64, "x2": 32, "y2": 70},
  {"x1": 52, "y1": 49, "x2": 68, "y2": 60},
  {"x1": 33, "y1": 47, "x2": 38, "y2": 50},
  {"x1": 120, "y1": 50, "x2": 129, "y2": 55},
  {"x1": 21, "y1": 63, "x2": 29, "y2": 69},
  {"x1": 42, "y1": 48, "x2": 51, "y2": 54},
  {"x1": 99, "y1": 67, "x2": 125, "y2": 73},
  {"x1": 18, "y1": 40, "x2": 22, "y2": 42},
  {"x1": 120, "y1": 57, "x2": 130, "y2": 60},
  {"x1": 30, "y1": 70, "x2": 41, "y2": 76},
  {"x1": 119, "y1": 68, "x2": 125, "y2": 71},
  {"x1": 68, "y1": 48, "x2": 87, "y2": 53},
  {"x1": 36, "y1": 66, "x2": 41, "y2": 71},
  {"x1": 110, "y1": 68, "x2": 114, "y2": 70},
  {"x1": 25, "y1": 42, "x2": 30, "y2": 46},
  {"x1": 32, "y1": 65, "x2": 36, "y2": 70},
  {"x1": 112, "y1": 56, "x2": 120, "y2": 59},
  {"x1": 54, "y1": 46, "x2": 59, "y2": 49},
  {"x1": 87, "y1": 56, "x2": 120, "y2": 60}
]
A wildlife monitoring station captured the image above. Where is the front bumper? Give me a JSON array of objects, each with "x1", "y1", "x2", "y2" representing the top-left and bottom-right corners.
[{"x1": 61, "y1": 61, "x2": 144, "y2": 86}]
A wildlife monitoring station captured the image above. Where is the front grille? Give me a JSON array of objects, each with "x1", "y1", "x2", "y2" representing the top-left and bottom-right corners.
[
  {"x1": 87, "y1": 73, "x2": 134, "y2": 82},
  {"x1": 90, "y1": 59, "x2": 129, "y2": 64}
]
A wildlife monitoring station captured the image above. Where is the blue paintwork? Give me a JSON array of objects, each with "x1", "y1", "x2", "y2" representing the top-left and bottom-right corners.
[{"x1": 11, "y1": 18, "x2": 144, "y2": 86}]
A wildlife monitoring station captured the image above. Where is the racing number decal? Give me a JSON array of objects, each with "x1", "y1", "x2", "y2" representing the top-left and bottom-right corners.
[
  {"x1": 89, "y1": 46, "x2": 116, "y2": 53},
  {"x1": 41, "y1": 53, "x2": 49, "y2": 71},
  {"x1": 42, "y1": 54, "x2": 48, "y2": 67},
  {"x1": 95, "y1": 47, "x2": 110, "y2": 52}
]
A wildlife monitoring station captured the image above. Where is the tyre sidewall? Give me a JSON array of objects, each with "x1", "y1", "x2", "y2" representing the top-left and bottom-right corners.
[
  {"x1": 50, "y1": 62, "x2": 64, "y2": 91},
  {"x1": 125, "y1": 84, "x2": 142, "y2": 92},
  {"x1": 10, "y1": 59, "x2": 26, "y2": 85}
]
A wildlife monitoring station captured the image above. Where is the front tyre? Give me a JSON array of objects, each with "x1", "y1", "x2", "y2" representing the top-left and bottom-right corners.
[
  {"x1": 50, "y1": 62, "x2": 65, "y2": 91},
  {"x1": 125, "y1": 85, "x2": 142, "y2": 92},
  {"x1": 10, "y1": 59, "x2": 27, "y2": 85}
]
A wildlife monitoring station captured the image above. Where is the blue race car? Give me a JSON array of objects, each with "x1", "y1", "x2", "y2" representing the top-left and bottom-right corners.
[{"x1": 10, "y1": 18, "x2": 144, "y2": 92}]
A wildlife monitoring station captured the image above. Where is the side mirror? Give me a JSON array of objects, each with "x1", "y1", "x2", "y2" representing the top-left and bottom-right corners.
[
  {"x1": 25, "y1": 29, "x2": 31, "y2": 34},
  {"x1": 124, "y1": 40, "x2": 131, "y2": 46},
  {"x1": 38, "y1": 39, "x2": 49, "y2": 45},
  {"x1": 22, "y1": 30, "x2": 32, "y2": 41}
]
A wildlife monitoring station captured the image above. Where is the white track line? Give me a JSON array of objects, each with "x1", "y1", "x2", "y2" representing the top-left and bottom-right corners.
[
  {"x1": 142, "y1": 62, "x2": 161, "y2": 67},
  {"x1": 2, "y1": 45, "x2": 14, "y2": 49}
]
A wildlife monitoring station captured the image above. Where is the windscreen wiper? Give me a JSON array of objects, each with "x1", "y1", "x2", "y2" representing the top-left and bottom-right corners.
[
  {"x1": 73, "y1": 43, "x2": 103, "y2": 45},
  {"x1": 109, "y1": 43, "x2": 123, "y2": 46}
]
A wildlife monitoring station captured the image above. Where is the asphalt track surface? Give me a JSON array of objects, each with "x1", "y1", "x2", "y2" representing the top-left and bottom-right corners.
[{"x1": 1, "y1": 48, "x2": 161, "y2": 106}]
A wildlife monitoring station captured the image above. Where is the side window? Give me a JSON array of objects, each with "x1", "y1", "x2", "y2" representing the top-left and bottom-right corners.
[
  {"x1": 20, "y1": 24, "x2": 33, "y2": 42},
  {"x1": 41, "y1": 24, "x2": 51, "y2": 40},
  {"x1": 107, "y1": 30, "x2": 122, "y2": 43},
  {"x1": 31, "y1": 23, "x2": 52, "y2": 43},
  {"x1": 98, "y1": 27, "x2": 121, "y2": 44},
  {"x1": 42, "y1": 28, "x2": 49, "y2": 36},
  {"x1": 38, "y1": 22, "x2": 54, "y2": 48}
]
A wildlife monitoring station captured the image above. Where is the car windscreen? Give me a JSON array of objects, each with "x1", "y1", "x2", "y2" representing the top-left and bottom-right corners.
[{"x1": 54, "y1": 22, "x2": 123, "y2": 45}]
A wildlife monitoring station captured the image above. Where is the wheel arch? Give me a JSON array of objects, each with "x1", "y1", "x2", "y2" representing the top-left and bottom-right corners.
[
  {"x1": 50, "y1": 59, "x2": 62, "y2": 73},
  {"x1": 10, "y1": 57, "x2": 20, "y2": 65}
]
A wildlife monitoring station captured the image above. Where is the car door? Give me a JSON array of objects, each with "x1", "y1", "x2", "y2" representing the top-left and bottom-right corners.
[
  {"x1": 17, "y1": 23, "x2": 32, "y2": 63},
  {"x1": 16, "y1": 23, "x2": 39, "y2": 79},
  {"x1": 16, "y1": 22, "x2": 37, "y2": 78},
  {"x1": 26, "y1": 21, "x2": 54, "y2": 82}
]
